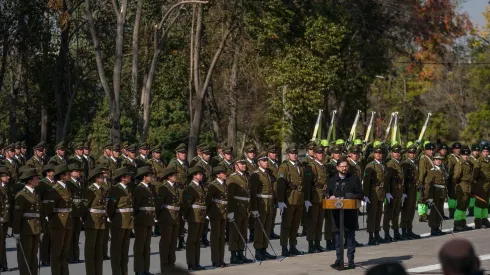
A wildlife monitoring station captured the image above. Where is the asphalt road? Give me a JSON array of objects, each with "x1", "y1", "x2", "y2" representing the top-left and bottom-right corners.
[{"x1": 3, "y1": 207, "x2": 487, "y2": 275}]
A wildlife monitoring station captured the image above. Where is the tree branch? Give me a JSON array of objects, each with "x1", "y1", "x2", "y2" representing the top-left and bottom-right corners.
[
  {"x1": 111, "y1": 0, "x2": 119, "y2": 18},
  {"x1": 157, "y1": 0, "x2": 208, "y2": 30}
]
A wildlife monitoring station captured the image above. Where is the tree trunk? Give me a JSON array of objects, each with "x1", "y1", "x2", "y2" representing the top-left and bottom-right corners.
[
  {"x1": 41, "y1": 107, "x2": 47, "y2": 142},
  {"x1": 131, "y1": 0, "x2": 143, "y2": 111},
  {"x1": 9, "y1": 68, "x2": 18, "y2": 142},
  {"x1": 205, "y1": 86, "x2": 222, "y2": 142},
  {"x1": 227, "y1": 49, "x2": 238, "y2": 150},
  {"x1": 0, "y1": 37, "x2": 8, "y2": 93},
  {"x1": 188, "y1": 95, "x2": 205, "y2": 159}
]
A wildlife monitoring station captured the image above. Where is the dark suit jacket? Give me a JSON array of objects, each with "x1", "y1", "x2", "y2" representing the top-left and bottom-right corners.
[{"x1": 326, "y1": 173, "x2": 363, "y2": 231}]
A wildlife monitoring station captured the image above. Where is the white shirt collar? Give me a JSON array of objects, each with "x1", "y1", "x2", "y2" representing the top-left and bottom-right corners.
[
  {"x1": 57, "y1": 181, "x2": 66, "y2": 188},
  {"x1": 177, "y1": 159, "x2": 185, "y2": 165},
  {"x1": 93, "y1": 183, "x2": 101, "y2": 190},
  {"x1": 349, "y1": 159, "x2": 357, "y2": 165},
  {"x1": 167, "y1": 181, "x2": 174, "y2": 187},
  {"x1": 237, "y1": 171, "x2": 244, "y2": 176},
  {"x1": 374, "y1": 159, "x2": 382, "y2": 165},
  {"x1": 110, "y1": 156, "x2": 117, "y2": 162},
  {"x1": 314, "y1": 159, "x2": 324, "y2": 166},
  {"x1": 25, "y1": 185, "x2": 35, "y2": 193},
  {"x1": 247, "y1": 158, "x2": 255, "y2": 164},
  {"x1": 140, "y1": 155, "x2": 146, "y2": 160},
  {"x1": 289, "y1": 160, "x2": 297, "y2": 166},
  {"x1": 268, "y1": 157, "x2": 277, "y2": 163},
  {"x1": 216, "y1": 178, "x2": 224, "y2": 185},
  {"x1": 71, "y1": 177, "x2": 79, "y2": 183},
  {"x1": 192, "y1": 180, "x2": 200, "y2": 186},
  {"x1": 259, "y1": 167, "x2": 266, "y2": 173},
  {"x1": 46, "y1": 177, "x2": 54, "y2": 183},
  {"x1": 392, "y1": 158, "x2": 400, "y2": 164},
  {"x1": 119, "y1": 182, "x2": 127, "y2": 189},
  {"x1": 140, "y1": 182, "x2": 149, "y2": 188}
]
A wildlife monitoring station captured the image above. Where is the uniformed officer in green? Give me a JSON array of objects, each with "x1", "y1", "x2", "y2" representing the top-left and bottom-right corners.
[
  {"x1": 155, "y1": 167, "x2": 180, "y2": 272},
  {"x1": 108, "y1": 144, "x2": 122, "y2": 182},
  {"x1": 135, "y1": 143, "x2": 150, "y2": 167},
  {"x1": 97, "y1": 142, "x2": 113, "y2": 174},
  {"x1": 418, "y1": 143, "x2": 436, "y2": 222},
  {"x1": 194, "y1": 146, "x2": 212, "y2": 247},
  {"x1": 227, "y1": 158, "x2": 253, "y2": 264},
  {"x1": 37, "y1": 164, "x2": 55, "y2": 266},
  {"x1": 382, "y1": 144, "x2": 404, "y2": 242},
  {"x1": 400, "y1": 144, "x2": 421, "y2": 240},
  {"x1": 300, "y1": 141, "x2": 317, "y2": 237},
  {"x1": 106, "y1": 167, "x2": 133, "y2": 275},
  {"x1": 189, "y1": 143, "x2": 207, "y2": 168},
  {"x1": 218, "y1": 146, "x2": 234, "y2": 175},
  {"x1": 83, "y1": 142, "x2": 96, "y2": 172},
  {"x1": 26, "y1": 142, "x2": 46, "y2": 176},
  {"x1": 147, "y1": 146, "x2": 166, "y2": 237},
  {"x1": 468, "y1": 144, "x2": 480, "y2": 217},
  {"x1": 347, "y1": 147, "x2": 362, "y2": 178},
  {"x1": 206, "y1": 166, "x2": 230, "y2": 267},
  {"x1": 250, "y1": 153, "x2": 277, "y2": 260},
  {"x1": 121, "y1": 144, "x2": 139, "y2": 190},
  {"x1": 4, "y1": 143, "x2": 19, "y2": 182},
  {"x1": 266, "y1": 146, "x2": 280, "y2": 240},
  {"x1": 447, "y1": 142, "x2": 462, "y2": 218},
  {"x1": 363, "y1": 144, "x2": 386, "y2": 245},
  {"x1": 46, "y1": 164, "x2": 74, "y2": 275},
  {"x1": 425, "y1": 153, "x2": 448, "y2": 236},
  {"x1": 66, "y1": 163, "x2": 83, "y2": 263},
  {"x1": 244, "y1": 143, "x2": 258, "y2": 242},
  {"x1": 14, "y1": 141, "x2": 27, "y2": 166},
  {"x1": 0, "y1": 167, "x2": 10, "y2": 272},
  {"x1": 48, "y1": 141, "x2": 68, "y2": 166},
  {"x1": 452, "y1": 147, "x2": 473, "y2": 231},
  {"x1": 183, "y1": 166, "x2": 207, "y2": 270},
  {"x1": 69, "y1": 143, "x2": 88, "y2": 183},
  {"x1": 277, "y1": 145, "x2": 305, "y2": 256},
  {"x1": 210, "y1": 143, "x2": 226, "y2": 168},
  {"x1": 472, "y1": 144, "x2": 490, "y2": 229},
  {"x1": 81, "y1": 168, "x2": 108, "y2": 275},
  {"x1": 167, "y1": 143, "x2": 188, "y2": 251},
  {"x1": 304, "y1": 145, "x2": 328, "y2": 253},
  {"x1": 132, "y1": 166, "x2": 156, "y2": 275},
  {"x1": 13, "y1": 168, "x2": 41, "y2": 275},
  {"x1": 95, "y1": 164, "x2": 111, "y2": 260}
]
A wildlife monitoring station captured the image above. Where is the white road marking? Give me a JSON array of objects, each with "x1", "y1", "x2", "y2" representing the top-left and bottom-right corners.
[{"x1": 407, "y1": 254, "x2": 490, "y2": 273}]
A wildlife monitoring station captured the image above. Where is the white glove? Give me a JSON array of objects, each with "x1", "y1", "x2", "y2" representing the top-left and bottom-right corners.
[
  {"x1": 154, "y1": 219, "x2": 158, "y2": 223},
  {"x1": 227, "y1": 212, "x2": 234, "y2": 222},
  {"x1": 364, "y1": 197, "x2": 370, "y2": 204},
  {"x1": 106, "y1": 217, "x2": 111, "y2": 223},
  {"x1": 386, "y1": 193, "x2": 393, "y2": 203},
  {"x1": 45, "y1": 217, "x2": 49, "y2": 222},
  {"x1": 278, "y1": 202, "x2": 287, "y2": 211},
  {"x1": 13, "y1": 233, "x2": 20, "y2": 239},
  {"x1": 206, "y1": 216, "x2": 210, "y2": 220},
  {"x1": 251, "y1": 211, "x2": 260, "y2": 217},
  {"x1": 427, "y1": 198, "x2": 433, "y2": 205},
  {"x1": 401, "y1": 194, "x2": 407, "y2": 205},
  {"x1": 304, "y1": 200, "x2": 312, "y2": 211}
]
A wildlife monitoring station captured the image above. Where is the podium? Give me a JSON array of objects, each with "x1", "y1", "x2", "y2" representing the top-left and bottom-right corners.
[{"x1": 323, "y1": 199, "x2": 361, "y2": 270}]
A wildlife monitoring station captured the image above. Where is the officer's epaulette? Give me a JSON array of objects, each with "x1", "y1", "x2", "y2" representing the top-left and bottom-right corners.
[
  {"x1": 88, "y1": 184, "x2": 97, "y2": 191},
  {"x1": 251, "y1": 170, "x2": 259, "y2": 174},
  {"x1": 430, "y1": 168, "x2": 437, "y2": 171},
  {"x1": 230, "y1": 172, "x2": 237, "y2": 176}
]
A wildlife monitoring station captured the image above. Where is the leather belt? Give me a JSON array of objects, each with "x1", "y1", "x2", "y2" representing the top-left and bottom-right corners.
[
  {"x1": 54, "y1": 208, "x2": 72, "y2": 213},
  {"x1": 234, "y1": 196, "x2": 250, "y2": 202},
  {"x1": 192, "y1": 204, "x2": 206, "y2": 209},
  {"x1": 433, "y1": 184, "x2": 446, "y2": 189},
  {"x1": 257, "y1": 194, "x2": 273, "y2": 199},
  {"x1": 116, "y1": 208, "x2": 133, "y2": 213},
  {"x1": 162, "y1": 205, "x2": 180, "y2": 210},
  {"x1": 72, "y1": 199, "x2": 82, "y2": 203},
  {"x1": 41, "y1": 200, "x2": 54, "y2": 204},
  {"x1": 289, "y1": 185, "x2": 303, "y2": 192},
  {"x1": 23, "y1": 213, "x2": 40, "y2": 218},
  {"x1": 139, "y1": 207, "x2": 155, "y2": 211},
  {"x1": 89, "y1": 209, "x2": 106, "y2": 214},
  {"x1": 213, "y1": 199, "x2": 228, "y2": 204}
]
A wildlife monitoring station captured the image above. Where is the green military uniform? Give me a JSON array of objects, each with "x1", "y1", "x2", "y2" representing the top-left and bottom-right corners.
[
  {"x1": 210, "y1": 144, "x2": 225, "y2": 168},
  {"x1": 147, "y1": 155, "x2": 166, "y2": 178},
  {"x1": 468, "y1": 144, "x2": 480, "y2": 216},
  {"x1": 183, "y1": 167, "x2": 207, "y2": 270},
  {"x1": 447, "y1": 142, "x2": 462, "y2": 218},
  {"x1": 26, "y1": 142, "x2": 46, "y2": 176},
  {"x1": 249, "y1": 154, "x2": 276, "y2": 260},
  {"x1": 108, "y1": 144, "x2": 122, "y2": 182},
  {"x1": 304, "y1": 146, "x2": 328, "y2": 253},
  {"x1": 382, "y1": 145, "x2": 404, "y2": 242},
  {"x1": 66, "y1": 163, "x2": 84, "y2": 263},
  {"x1": 418, "y1": 144, "x2": 436, "y2": 221},
  {"x1": 46, "y1": 165, "x2": 74, "y2": 275},
  {"x1": 277, "y1": 146, "x2": 305, "y2": 256},
  {"x1": 106, "y1": 168, "x2": 134, "y2": 275},
  {"x1": 132, "y1": 166, "x2": 156, "y2": 275},
  {"x1": 266, "y1": 146, "x2": 280, "y2": 239},
  {"x1": 362, "y1": 145, "x2": 386, "y2": 245},
  {"x1": 13, "y1": 169, "x2": 41, "y2": 275},
  {"x1": 15, "y1": 141, "x2": 27, "y2": 166},
  {"x1": 97, "y1": 142, "x2": 113, "y2": 170},
  {"x1": 472, "y1": 146, "x2": 490, "y2": 228},
  {"x1": 69, "y1": 142, "x2": 89, "y2": 182},
  {"x1": 189, "y1": 143, "x2": 207, "y2": 168},
  {"x1": 425, "y1": 153, "x2": 448, "y2": 236},
  {"x1": 300, "y1": 141, "x2": 316, "y2": 237},
  {"x1": 205, "y1": 167, "x2": 229, "y2": 266},
  {"x1": 194, "y1": 147, "x2": 212, "y2": 247},
  {"x1": 48, "y1": 141, "x2": 68, "y2": 166},
  {"x1": 453, "y1": 148, "x2": 473, "y2": 231},
  {"x1": 135, "y1": 143, "x2": 149, "y2": 168},
  {"x1": 120, "y1": 144, "x2": 139, "y2": 191},
  {"x1": 147, "y1": 146, "x2": 166, "y2": 237},
  {"x1": 4, "y1": 144, "x2": 19, "y2": 182},
  {"x1": 400, "y1": 146, "x2": 421, "y2": 239},
  {"x1": 167, "y1": 143, "x2": 189, "y2": 251},
  {"x1": 36, "y1": 165, "x2": 55, "y2": 265},
  {"x1": 0, "y1": 167, "x2": 12, "y2": 271},
  {"x1": 155, "y1": 167, "x2": 180, "y2": 272},
  {"x1": 218, "y1": 146, "x2": 234, "y2": 175},
  {"x1": 81, "y1": 168, "x2": 108, "y2": 275}
]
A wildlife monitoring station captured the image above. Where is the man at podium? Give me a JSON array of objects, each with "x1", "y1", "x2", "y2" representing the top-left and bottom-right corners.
[{"x1": 326, "y1": 157, "x2": 364, "y2": 269}]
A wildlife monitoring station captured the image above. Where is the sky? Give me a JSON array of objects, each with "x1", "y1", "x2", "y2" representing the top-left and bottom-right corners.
[{"x1": 462, "y1": 0, "x2": 487, "y2": 27}]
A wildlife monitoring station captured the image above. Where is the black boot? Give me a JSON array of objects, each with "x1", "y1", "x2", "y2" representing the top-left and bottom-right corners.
[
  {"x1": 201, "y1": 234, "x2": 210, "y2": 247},
  {"x1": 289, "y1": 245, "x2": 304, "y2": 256},
  {"x1": 401, "y1": 228, "x2": 409, "y2": 240},
  {"x1": 482, "y1": 218, "x2": 490, "y2": 228},
  {"x1": 315, "y1": 241, "x2": 326, "y2": 252},
  {"x1": 262, "y1": 249, "x2": 277, "y2": 260},
  {"x1": 281, "y1": 245, "x2": 290, "y2": 257},
  {"x1": 375, "y1": 232, "x2": 386, "y2": 244},
  {"x1": 177, "y1": 236, "x2": 186, "y2": 250},
  {"x1": 238, "y1": 250, "x2": 253, "y2": 263},
  {"x1": 408, "y1": 228, "x2": 421, "y2": 239},
  {"x1": 393, "y1": 229, "x2": 403, "y2": 241},
  {"x1": 326, "y1": 240, "x2": 335, "y2": 250},
  {"x1": 449, "y1": 209, "x2": 455, "y2": 219},
  {"x1": 230, "y1": 251, "x2": 244, "y2": 264},
  {"x1": 383, "y1": 231, "x2": 393, "y2": 243},
  {"x1": 430, "y1": 227, "x2": 443, "y2": 236},
  {"x1": 270, "y1": 231, "x2": 280, "y2": 240},
  {"x1": 308, "y1": 241, "x2": 317, "y2": 253},
  {"x1": 301, "y1": 226, "x2": 307, "y2": 236},
  {"x1": 255, "y1": 249, "x2": 265, "y2": 261}
]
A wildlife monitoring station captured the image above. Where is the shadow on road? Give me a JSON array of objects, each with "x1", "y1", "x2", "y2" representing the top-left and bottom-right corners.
[{"x1": 357, "y1": 255, "x2": 413, "y2": 266}]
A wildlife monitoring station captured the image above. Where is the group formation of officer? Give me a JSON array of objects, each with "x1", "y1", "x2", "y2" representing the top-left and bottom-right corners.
[{"x1": 0, "y1": 137, "x2": 489, "y2": 275}]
